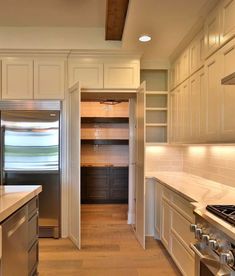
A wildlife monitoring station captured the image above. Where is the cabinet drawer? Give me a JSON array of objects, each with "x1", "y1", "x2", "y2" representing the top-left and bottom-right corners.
[
  {"x1": 171, "y1": 233, "x2": 195, "y2": 276},
  {"x1": 28, "y1": 212, "x2": 38, "y2": 249},
  {"x1": 171, "y1": 193, "x2": 194, "y2": 222},
  {"x1": 28, "y1": 241, "x2": 38, "y2": 276},
  {"x1": 162, "y1": 186, "x2": 172, "y2": 201},
  {"x1": 28, "y1": 197, "x2": 38, "y2": 219},
  {"x1": 171, "y1": 208, "x2": 195, "y2": 252}
]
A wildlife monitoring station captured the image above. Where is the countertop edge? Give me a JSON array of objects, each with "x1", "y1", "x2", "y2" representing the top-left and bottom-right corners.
[{"x1": 0, "y1": 185, "x2": 42, "y2": 223}]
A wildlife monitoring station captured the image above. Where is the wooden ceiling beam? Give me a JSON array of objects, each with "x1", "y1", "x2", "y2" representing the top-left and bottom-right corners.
[{"x1": 105, "y1": 0, "x2": 129, "y2": 41}]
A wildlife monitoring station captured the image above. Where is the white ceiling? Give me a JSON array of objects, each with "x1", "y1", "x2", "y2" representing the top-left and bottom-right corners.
[
  {"x1": 0, "y1": 0, "x2": 106, "y2": 27},
  {"x1": 122, "y1": 0, "x2": 218, "y2": 61},
  {"x1": 0, "y1": 0, "x2": 219, "y2": 62}
]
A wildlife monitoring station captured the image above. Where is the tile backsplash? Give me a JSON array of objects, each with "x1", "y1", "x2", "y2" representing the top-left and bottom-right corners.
[
  {"x1": 146, "y1": 145, "x2": 235, "y2": 188},
  {"x1": 146, "y1": 146, "x2": 183, "y2": 172},
  {"x1": 183, "y1": 145, "x2": 235, "y2": 188}
]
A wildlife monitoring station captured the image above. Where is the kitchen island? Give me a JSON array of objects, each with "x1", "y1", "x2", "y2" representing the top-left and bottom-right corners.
[{"x1": 0, "y1": 185, "x2": 42, "y2": 276}]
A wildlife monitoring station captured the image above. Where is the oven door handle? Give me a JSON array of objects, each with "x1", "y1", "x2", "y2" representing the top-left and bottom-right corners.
[{"x1": 190, "y1": 243, "x2": 206, "y2": 259}]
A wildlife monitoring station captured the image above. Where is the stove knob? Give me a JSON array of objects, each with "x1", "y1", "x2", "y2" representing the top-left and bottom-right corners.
[
  {"x1": 202, "y1": 234, "x2": 210, "y2": 244},
  {"x1": 208, "y1": 239, "x2": 219, "y2": 250},
  {"x1": 190, "y1": 224, "x2": 197, "y2": 232},
  {"x1": 195, "y1": 228, "x2": 203, "y2": 240},
  {"x1": 220, "y1": 251, "x2": 235, "y2": 267}
]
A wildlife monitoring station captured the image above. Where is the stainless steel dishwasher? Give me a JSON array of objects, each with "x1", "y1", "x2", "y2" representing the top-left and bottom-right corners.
[{"x1": 0, "y1": 205, "x2": 28, "y2": 276}]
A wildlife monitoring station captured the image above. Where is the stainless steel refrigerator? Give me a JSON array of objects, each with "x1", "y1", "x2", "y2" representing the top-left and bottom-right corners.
[{"x1": 0, "y1": 101, "x2": 61, "y2": 238}]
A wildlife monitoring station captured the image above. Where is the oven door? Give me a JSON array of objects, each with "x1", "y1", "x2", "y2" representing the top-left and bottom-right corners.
[{"x1": 190, "y1": 243, "x2": 235, "y2": 276}]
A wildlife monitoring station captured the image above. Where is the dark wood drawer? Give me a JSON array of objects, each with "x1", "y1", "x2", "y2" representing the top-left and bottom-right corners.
[
  {"x1": 81, "y1": 167, "x2": 128, "y2": 203},
  {"x1": 28, "y1": 197, "x2": 38, "y2": 220},
  {"x1": 28, "y1": 212, "x2": 38, "y2": 249},
  {"x1": 28, "y1": 241, "x2": 38, "y2": 276}
]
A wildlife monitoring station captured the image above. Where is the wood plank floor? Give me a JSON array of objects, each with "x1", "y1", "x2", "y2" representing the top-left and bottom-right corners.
[{"x1": 39, "y1": 204, "x2": 181, "y2": 276}]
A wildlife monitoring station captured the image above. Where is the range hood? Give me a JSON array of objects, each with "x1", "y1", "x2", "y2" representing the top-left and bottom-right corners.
[{"x1": 221, "y1": 72, "x2": 235, "y2": 85}]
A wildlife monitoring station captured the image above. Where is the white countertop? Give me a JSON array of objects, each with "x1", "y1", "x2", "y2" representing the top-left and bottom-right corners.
[
  {"x1": 0, "y1": 185, "x2": 42, "y2": 222},
  {"x1": 146, "y1": 171, "x2": 235, "y2": 239}
]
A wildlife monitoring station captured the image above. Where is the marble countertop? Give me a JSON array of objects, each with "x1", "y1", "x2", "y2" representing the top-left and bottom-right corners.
[
  {"x1": 0, "y1": 185, "x2": 42, "y2": 222},
  {"x1": 146, "y1": 171, "x2": 235, "y2": 239}
]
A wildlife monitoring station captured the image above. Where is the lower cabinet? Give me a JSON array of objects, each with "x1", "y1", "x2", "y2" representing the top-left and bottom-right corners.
[
  {"x1": 81, "y1": 167, "x2": 128, "y2": 203},
  {"x1": 154, "y1": 181, "x2": 195, "y2": 276},
  {"x1": 0, "y1": 196, "x2": 39, "y2": 276}
]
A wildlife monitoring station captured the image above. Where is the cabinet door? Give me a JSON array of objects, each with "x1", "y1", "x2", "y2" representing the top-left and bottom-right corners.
[
  {"x1": 170, "y1": 91, "x2": 177, "y2": 143},
  {"x1": 204, "y1": 6, "x2": 220, "y2": 58},
  {"x1": 181, "y1": 80, "x2": 190, "y2": 142},
  {"x1": 161, "y1": 198, "x2": 171, "y2": 251},
  {"x1": 189, "y1": 73, "x2": 200, "y2": 142},
  {"x1": 220, "y1": 0, "x2": 235, "y2": 45},
  {"x1": 154, "y1": 182, "x2": 162, "y2": 238},
  {"x1": 2, "y1": 58, "x2": 33, "y2": 99},
  {"x1": 104, "y1": 63, "x2": 139, "y2": 89},
  {"x1": 180, "y1": 49, "x2": 190, "y2": 82},
  {"x1": 220, "y1": 38, "x2": 235, "y2": 141},
  {"x1": 69, "y1": 62, "x2": 103, "y2": 88},
  {"x1": 204, "y1": 53, "x2": 221, "y2": 141},
  {"x1": 189, "y1": 30, "x2": 204, "y2": 74},
  {"x1": 199, "y1": 70, "x2": 206, "y2": 141},
  {"x1": 34, "y1": 59, "x2": 65, "y2": 99}
]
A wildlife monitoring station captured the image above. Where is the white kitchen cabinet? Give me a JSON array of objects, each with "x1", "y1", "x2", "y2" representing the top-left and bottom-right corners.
[
  {"x1": 220, "y1": 0, "x2": 235, "y2": 45},
  {"x1": 189, "y1": 72, "x2": 201, "y2": 142},
  {"x1": 154, "y1": 180, "x2": 195, "y2": 276},
  {"x1": 171, "y1": 233, "x2": 195, "y2": 276},
  {"x1": 204, "y1": 6, "x2": 220, "y2": 58},
  {"x1": 34, "y1": 58, "x2": 65, "y2": 99},
  {"x1": 69, "y1": 62, "x2": 103, "y2": 88},
  {"x1": 204, "y1": 52, "x2": 221, "y2": 142},
  {"x1": 220, "y1": 38, "x2": 235, "y2": 141},
  {"x1": 181, "y1": 80, "x2": 190, "y2": 142},
  {"x1": 189, "y1": 30, "x2": 204, "y2": 74},
  {"x1": 180, "y1": 49, "x2": 190, "y2": 82},
  {"x1": 154, "y1": 181, "x2": 162, "y2": 238},
  {"x1": 2, "y1": 58, "x2": 33, "y2": 99},
  {"x1": 161, "y1": 196, "x2": 171, "y2": 251},
  {"x1": 104, "y1": 63, "x2": 139, "y2": 89}
]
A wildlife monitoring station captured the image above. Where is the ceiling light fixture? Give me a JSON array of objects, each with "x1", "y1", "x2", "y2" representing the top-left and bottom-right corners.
[{"x1": 139, "y1": 35, "x2": 151, "y2": 42}]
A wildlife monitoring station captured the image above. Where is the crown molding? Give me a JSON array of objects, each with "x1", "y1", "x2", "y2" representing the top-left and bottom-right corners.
[{"x1": 0, "y1": 48, "x2": 142, "y2": 59}]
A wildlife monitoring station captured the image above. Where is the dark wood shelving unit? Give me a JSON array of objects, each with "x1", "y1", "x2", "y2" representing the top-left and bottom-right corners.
[
  {"x1": 81, "y1": 139, "x2": 129, "y2": 145},
  {"x1": 81, "y1": 117, "x2": 129, "y2": 124}
]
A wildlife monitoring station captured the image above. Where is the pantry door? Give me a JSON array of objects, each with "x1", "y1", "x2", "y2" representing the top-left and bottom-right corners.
[
  {"x1": 68, "y1": 81, "x2": 81, "y2": 249},
  {"x1": 135, "y1": 81, "x2": 146, "y2": 249}
]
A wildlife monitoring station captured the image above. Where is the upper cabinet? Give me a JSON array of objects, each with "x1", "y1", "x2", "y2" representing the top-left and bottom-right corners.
[
  {"x1": 69, "y1": 62, "x2": 103, "y2": 88},
  {"x1": 68, "y1": 58, "x2": 140, "y2": 90},
  {"x1": 34, "y1": 58, "x2": 65, "y2": 99},
  {"x1": 1, "y1": 57, "x2": 66, "y2": 100},
  {"x1": 220, "y1": 0, "x2": 235, "y2": 45},
  {"x1": 2, "y1": 58, "x2": 33, "y2": 100},
  {"x1": 189, "y1": 30, "x2": 204, "y2": 75},
  {"x1": 104, "y1": 62, "x2": 139, "y2": 89},
  {"x1": 204, "y1": 6, "x2": 220, "y2": 58},
  {"x1": 219, "y1": 38, "x2": 235, "y2": 141}
]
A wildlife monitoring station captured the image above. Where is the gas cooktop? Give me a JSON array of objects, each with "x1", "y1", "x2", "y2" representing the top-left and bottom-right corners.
[{"x1": 206, "y1": 205, "x2": 235, "y2": 226}]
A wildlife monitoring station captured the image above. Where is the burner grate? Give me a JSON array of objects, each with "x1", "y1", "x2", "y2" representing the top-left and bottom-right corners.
[{"x1": 206, "y1": 205, "x2": 235, "y2": 226}]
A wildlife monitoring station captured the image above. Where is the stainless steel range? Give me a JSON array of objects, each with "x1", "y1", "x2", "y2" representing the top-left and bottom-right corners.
[{"x1": 190, "y1": 205, "x2": 235, "y2": 276}]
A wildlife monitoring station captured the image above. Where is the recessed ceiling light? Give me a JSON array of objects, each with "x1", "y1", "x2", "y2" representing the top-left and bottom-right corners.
[{"x1": 139, "y1": 35, "x2": 151, "y2": 42}]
